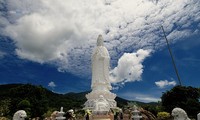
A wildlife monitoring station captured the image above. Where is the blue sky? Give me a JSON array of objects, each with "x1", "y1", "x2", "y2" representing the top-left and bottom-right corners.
[{"x1": 0, "y1": 0, "x2": 200, "y2": 103}]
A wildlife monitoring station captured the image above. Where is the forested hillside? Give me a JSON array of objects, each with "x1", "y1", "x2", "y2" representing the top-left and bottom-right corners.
[
  {"x1": 0, "y1": 84, "x2": 130, "y2": 118},
  {"x1": 0, "y1": 84, "x2": 162, "y2": 119}
]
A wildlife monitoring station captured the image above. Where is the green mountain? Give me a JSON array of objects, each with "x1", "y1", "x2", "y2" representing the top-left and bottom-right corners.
[
  {"x1": 0, "y1": 84, "x2": 158, "y2": 118},
  {"x1": 0, "y1": 84, "x2": 129, "y2": 117}
]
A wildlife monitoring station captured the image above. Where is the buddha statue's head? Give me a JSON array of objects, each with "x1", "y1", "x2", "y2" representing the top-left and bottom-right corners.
[{"x1": 97, "y1": 35, "x2": 104, "y2": 46}]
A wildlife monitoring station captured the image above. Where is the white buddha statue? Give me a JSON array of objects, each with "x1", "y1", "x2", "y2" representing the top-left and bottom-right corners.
[
  {"x1": 91, "y1": 35, "x2": 112, "y2": 91},
  {"x1": 84, "y1": 35, "x2": 117, "y2": 113}
]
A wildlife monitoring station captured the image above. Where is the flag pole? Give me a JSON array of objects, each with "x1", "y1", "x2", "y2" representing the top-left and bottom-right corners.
[{"x1": 161, "y1": 26, "x2": 182, "y2": 86}]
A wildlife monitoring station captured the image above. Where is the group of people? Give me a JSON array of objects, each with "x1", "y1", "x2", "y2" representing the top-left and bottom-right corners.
[
  {"x1": 46, "y1": 108, "x2": 124, "y2": 120},
  {"x1": 84, "y1": 109, "x2": 124, "y2": 120},
  {"x1": 63, "y1": 109, "x2": 90, "y2": 120},
  {"x1": 114, "y1": 112, "x2": 123, "y2": 120}
]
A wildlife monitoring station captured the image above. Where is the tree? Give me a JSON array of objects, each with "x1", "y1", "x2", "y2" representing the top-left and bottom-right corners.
[
  {"x1": 17, "y1": 100, "x2": 31, "y2": 109},
  {"x1": 9, "y1": 84, "x2": 49, "y2": 118},
  {"x1": 161, "y1": 85, "x2": 200, "y2": 118},
  {"x1": 17, "y1": 100, "x2": 31, "y2": 117}
]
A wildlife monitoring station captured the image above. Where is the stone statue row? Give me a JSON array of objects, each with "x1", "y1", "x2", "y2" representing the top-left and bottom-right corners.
[
  {"x1": 13, "y1": 107, "x2": 75, "y2": 120},
  {"x1": 12, "y1": 107, "x2": 200, "y2": 120}
]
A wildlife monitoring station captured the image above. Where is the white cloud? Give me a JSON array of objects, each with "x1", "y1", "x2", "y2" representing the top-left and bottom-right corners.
[
  {"x1": 0, "y1": 0, "x2": 199, "y2": 80},
  {"x1": 135, "y1": 96, "x2": 161, "y2": 103},
  {"x1": 118, "y1": 92, "x2": 161, "y2": 103},
  {"x1": 48, "y1": 81, "x2": 56, "y2": 88},
  {"x1": 155, "y1": 80, "x2": 176, "y2": 88},
  {"x1": 110, "y1": 49, "x2": 150, "y2": 84}
]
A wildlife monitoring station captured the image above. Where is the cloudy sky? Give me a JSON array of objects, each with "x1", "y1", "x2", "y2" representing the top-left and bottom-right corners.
[{"x1": 0, "y1": 0, "x2": 200, "y2": 103}]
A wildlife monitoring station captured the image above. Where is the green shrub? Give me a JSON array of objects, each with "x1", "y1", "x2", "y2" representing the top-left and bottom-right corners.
[{"x1": 157, "y1": 112, "x2": 170, "y2": 120}]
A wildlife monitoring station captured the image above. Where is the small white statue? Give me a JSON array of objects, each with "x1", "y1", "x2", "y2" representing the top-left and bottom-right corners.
[
  {"x1": 56, "y1": 107, "x2": 66, "y2": 120},
  {"x1": 93, "y1": 95, "x2": 110, "y2": 114},
  {"x1": 13, "y1": 110, "x2": 27, "y2": 120},
  {"x1": 171, "y1": 108, "x2": 190, "y2": 120}
]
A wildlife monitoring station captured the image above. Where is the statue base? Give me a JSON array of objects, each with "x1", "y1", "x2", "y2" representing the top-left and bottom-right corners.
[{"x1": 84, "y1": 90, "x2": 117, "y2": 111}]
